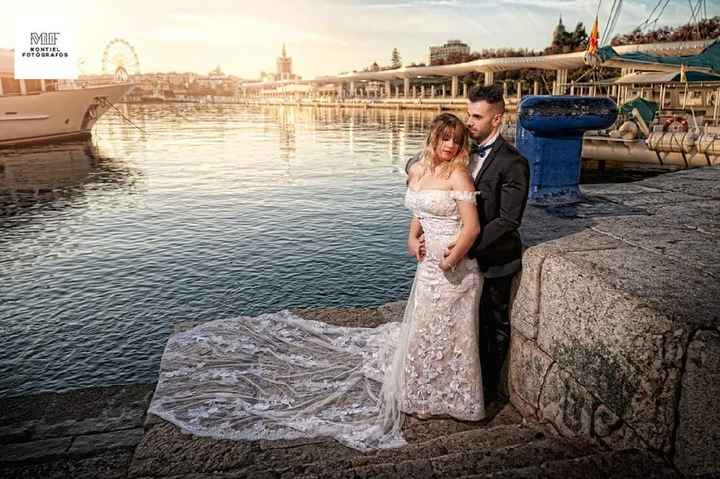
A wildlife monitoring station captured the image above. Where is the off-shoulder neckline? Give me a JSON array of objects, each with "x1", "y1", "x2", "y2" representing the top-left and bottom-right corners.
[{"x1": 407, "y1": 188, "x2": 474, "y2": 194}]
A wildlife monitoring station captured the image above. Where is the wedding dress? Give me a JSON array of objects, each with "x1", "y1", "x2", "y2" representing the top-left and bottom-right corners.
[{"x1": 148, "y1": 189, "x2": 484, "y2": 451}]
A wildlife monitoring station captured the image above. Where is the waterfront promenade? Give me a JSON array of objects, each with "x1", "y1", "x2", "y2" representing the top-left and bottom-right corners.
[{"x1": 1, "y1": 166, "x2": 718, "y2": 477}]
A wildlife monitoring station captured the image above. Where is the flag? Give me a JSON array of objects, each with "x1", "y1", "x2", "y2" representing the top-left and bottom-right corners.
[{"x1": 587, "y1": 15, "x2": 599, "y2": 55}]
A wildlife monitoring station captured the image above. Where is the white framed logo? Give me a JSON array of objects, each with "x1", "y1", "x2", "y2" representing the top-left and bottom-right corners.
[{"x1": 14, "y1": 16, "x2": 77, "y2": 79}]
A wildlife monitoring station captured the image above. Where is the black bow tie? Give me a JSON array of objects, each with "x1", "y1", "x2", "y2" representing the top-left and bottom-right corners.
[{"x1": 471, "y1": 142, "x2": 494, "y2": 156}]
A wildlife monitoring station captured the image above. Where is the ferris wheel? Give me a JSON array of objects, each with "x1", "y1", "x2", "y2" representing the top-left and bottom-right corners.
[{"x1": 102, "y1": 38, "x2": 140, "y2": 78}]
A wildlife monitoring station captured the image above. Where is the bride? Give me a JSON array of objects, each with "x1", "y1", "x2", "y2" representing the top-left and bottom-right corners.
[{"x1": 148, "y1": 113, "x2": 485, "y2": 451}]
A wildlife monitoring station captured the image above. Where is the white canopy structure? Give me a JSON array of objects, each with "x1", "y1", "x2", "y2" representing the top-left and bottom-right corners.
[
  {"x1": 243, "y1": 39, "x2": 714, "y2": 90},
  {"x1": 614, "y1": 70, "x2": 720, "y2": 84},
  {"x1": 615, "y1": 71, "x2": 689, "y2": 84}
]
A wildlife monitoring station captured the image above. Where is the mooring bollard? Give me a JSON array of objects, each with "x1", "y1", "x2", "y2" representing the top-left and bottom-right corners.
[{"x1": 516, "y1": 96, "x2": 618, "y2": 204}]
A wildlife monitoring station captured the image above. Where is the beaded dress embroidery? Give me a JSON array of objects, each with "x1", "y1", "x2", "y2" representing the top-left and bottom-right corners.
[{"x1": 148, "y1": 189, "x2": 484, "y2": 451}]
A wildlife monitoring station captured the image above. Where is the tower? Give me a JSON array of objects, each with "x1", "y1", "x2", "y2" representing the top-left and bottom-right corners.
[
  {"x1": 552, "y1": 15, "x2": 567, "y2": 44},
  {"x1": 276, "y1": 44, "x2": 293, "y2": 80}
]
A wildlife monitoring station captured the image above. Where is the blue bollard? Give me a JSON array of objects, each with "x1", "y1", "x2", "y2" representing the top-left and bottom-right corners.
[{"x1": 516, "y1": 96, "x2": 618, "y2": 204}]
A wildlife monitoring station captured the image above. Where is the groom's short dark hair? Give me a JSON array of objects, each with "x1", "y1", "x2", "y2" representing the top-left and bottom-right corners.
[{"x1": 468, "y1": 85, "x2": 505, "y2": 113}]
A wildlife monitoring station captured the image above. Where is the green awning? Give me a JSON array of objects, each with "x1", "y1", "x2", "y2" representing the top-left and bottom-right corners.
[
  {"x1": 599, "y1": 39, "x2": 720, "y2": 73},
  {"x1": 619, "y1": 97, "x2": 659, "y2": 124}
]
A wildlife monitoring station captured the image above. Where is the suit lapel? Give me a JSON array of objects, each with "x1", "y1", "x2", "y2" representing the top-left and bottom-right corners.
[{"x1": 474, "y1": 135, "x2": 505, "y2": 186}]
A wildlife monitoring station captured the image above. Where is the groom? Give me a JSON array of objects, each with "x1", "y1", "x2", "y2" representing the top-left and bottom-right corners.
[
  {"x1": 460, "y1": 85, "x2": 529, "y2": 404},
  {"x1": 406, "y1": 84, "x2": 529, "y2": 404}
]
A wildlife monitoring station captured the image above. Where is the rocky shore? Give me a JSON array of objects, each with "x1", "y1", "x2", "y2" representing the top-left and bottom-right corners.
[{"x1": 0, "y1": 304, "x2": 677, "y2": 478}]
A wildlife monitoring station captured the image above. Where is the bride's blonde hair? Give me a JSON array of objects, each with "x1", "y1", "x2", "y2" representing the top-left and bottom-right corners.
[{"x1": 420, "y1": 113, "x2": 470, "y2": 179}]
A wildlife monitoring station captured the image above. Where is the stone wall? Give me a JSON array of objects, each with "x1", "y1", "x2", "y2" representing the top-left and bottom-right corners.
[{"x1": 509, "y1": 167, "x2": 720, "y2": 476}]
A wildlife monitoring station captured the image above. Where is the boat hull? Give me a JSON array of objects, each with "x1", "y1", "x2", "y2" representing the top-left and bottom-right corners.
[
  {"x1": 0, "y1": 83, "x2": 132, "y2": 147},
  {"x1": 502, "y1": 129, "x2": 720, "y2": 170}
]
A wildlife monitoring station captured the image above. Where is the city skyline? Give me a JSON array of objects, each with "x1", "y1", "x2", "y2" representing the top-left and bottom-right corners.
[{"x1": 2, "y1": 0, "x2": 716, "y2": 78}]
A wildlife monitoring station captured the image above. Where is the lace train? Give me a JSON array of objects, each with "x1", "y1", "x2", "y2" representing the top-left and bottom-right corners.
[{"x1": 149, "y1": 310, "x2": 407, "y2": 450}]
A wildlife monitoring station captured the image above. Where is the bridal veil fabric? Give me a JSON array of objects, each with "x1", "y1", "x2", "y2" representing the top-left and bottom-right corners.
[
  {"x1": 148, "y1": 189, "x2": 484, "y2": 450},
  {"x1": 148, "y1": 310, "x2": 407, "y2": 450}
]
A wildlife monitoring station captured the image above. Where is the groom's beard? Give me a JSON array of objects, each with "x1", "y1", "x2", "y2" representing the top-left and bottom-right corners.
[{"x1": 469, "y1": 126, "x2": 498, "y2": 145}]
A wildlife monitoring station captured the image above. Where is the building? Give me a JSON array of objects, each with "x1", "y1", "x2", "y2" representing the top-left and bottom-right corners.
[
  {"x1": 428, "y1": 40, "x2": 470, "y2": 65},
  {"x1": 276, "y1": 44, "x2": 299, "y2": 81},
  {"x1": 260, "y1": 45, "x2": 301, "y2": 81},
  {"x1": 552, "y1": 16, "x2": 567, "y2": 45}
]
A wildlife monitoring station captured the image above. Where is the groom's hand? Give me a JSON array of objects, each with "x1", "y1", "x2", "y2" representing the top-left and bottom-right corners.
[{"x1": 444, "y1": 241, "x2": 456, "y2": 259}]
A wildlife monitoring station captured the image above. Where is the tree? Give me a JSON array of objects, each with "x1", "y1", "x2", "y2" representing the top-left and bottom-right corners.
[
  {"x1": 545, "y1": 20, "x2": 587, "y2": 54},
  {"x1": 611, "y1": 16, "x2": 720, "y2": 45},
  {"x1": 572, "y1": 22, "x2": 588, "y2": 48},
  {"x1": 391, "y1": 48, "x2": 402, "y2": 68}
]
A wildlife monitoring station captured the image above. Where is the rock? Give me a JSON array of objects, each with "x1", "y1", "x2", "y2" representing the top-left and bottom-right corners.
[
  {"x1": 510, "y1": 250, "x2": 545, "y2": 340},
  {"x1": 0, "y1": 450, "x2": 132, "y2": 479},
  {"x1": 597, "y1": 420, "x2": 647, "y2": 452},
  {"x1": 339, "y1": 423, "x2": 544, "y2": 470},
  {"x1": 68, "y1": 428, "x2": 145, "y2": 456},
  {"x1": 674, "y1": 329, "x2": 720, "y2": 476},
  {"x1": 143, "y1": 411, "x2": 163, "y2": 430},
  {"x1": 291, "y1": 306, "x2": 385, "y2": 328},
  {"x1": 535, "y1": 251, "x2": 689, "y2": 452},
  {"x1": 0, "y1": 383, "x2": 155, "y2": 443},
  {"x1": 638, "y1": 167, "x2": 720, "y2": 199},
  {"x1": 538, "y1": 364, "x2": 596, "y2": 437},
  {"x1": 591, "y1": 404, "x2": 647, "y2": 451},
  {"x1": 580, "y1": 182, "x2": 664, "y2": 196},
  {"x1": 592, "y1": 404, "x2": 621, "y2": 438},
  {"x1": 129, "y1": 420, "x2": 260, "y2": 477},
  {"x1": 378, "y1": 301, "x2": 406, "y2": 323},
  {"x1": 591, "y1": 190, "x2": 706, "y2": 215},
  {"x1": 508, "y1": 167, "x2": 720, "y2": 474},
  {"x1": 508, "y1": 333, "x2": 552, "y2": 414},
  {"x1": 652, "y1": 199, "x2": 720, "y2": 236},
  {"x1": 508, "y1": 391, "x2": 538, "y2": 421},
  {"x1": 591, "y1": 211, "x2": 720, "y2": 279},
  {"x1": 173, "y1": 321, "x2": 206, "y2": 334},
  {"x1": 464, "y1": 448, "x2": 679, "y2": 478},
  {"x1": 427, "y1": 436, "x2": 598, "y2": 477},
  {"x1": 0, "y1": 437, "x2": 72, "y2": 463}
]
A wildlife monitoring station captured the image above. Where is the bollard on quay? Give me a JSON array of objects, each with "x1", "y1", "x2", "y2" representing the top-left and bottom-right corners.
[{"x1": 516, "y1": 96, "x2": 618, "y2": 204}]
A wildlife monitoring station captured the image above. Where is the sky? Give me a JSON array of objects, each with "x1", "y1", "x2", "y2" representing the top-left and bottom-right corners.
[{"x1": 2, "y1": 0, "x2": 717, "y2": 79}]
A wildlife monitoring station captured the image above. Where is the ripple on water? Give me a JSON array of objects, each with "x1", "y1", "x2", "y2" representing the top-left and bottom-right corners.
[{"x1": 0, "y1": 104, "x2": 433, "y2": 397}]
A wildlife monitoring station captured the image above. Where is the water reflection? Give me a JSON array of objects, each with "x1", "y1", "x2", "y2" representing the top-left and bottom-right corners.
[
  {"x1": 256, "y1": 105, "x2": 434, "y2": 173},
  {"x1": 1, "y1": 104, "x2": 434, "y2": 398},
  {"x1": 0, "y1": 142, "x2": 141, "y2": 230}
]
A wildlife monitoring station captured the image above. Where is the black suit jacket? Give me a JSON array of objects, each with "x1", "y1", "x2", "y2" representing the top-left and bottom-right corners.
[
  {"x1": 470, "y1": 136, "x2": 529, "y2": 277},
  {"x1": 405, "y1": 136, "x2": 530, "y2": 277}
]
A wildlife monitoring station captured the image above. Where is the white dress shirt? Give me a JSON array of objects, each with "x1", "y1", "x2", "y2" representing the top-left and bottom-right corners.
[{"x1": 470, "y1": 130, "x2": 500, "y2": 180}]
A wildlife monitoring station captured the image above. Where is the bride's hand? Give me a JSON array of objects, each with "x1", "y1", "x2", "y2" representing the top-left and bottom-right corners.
[
  {"x1": 441, "y1": 241, "x2": 457, "y2": 271},
  {"x1": 408, "y1": 234, "x2": 426, "y2": 261},
  {"x1": 439, "y1": 257, "x2": 454, "y2": 272},
  {"x1": 443, "y1": 240, "x2": 456, "y2": 259}
]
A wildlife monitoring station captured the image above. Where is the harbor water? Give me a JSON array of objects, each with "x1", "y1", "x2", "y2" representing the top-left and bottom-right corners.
[{"x1": 0, "y1": 104, "x2": 660, "y2": 398}]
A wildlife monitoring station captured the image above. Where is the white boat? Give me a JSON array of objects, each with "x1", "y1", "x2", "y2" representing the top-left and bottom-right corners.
[{"x1": 0, "y1": 49, "x2": 133, "y2": 147}]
